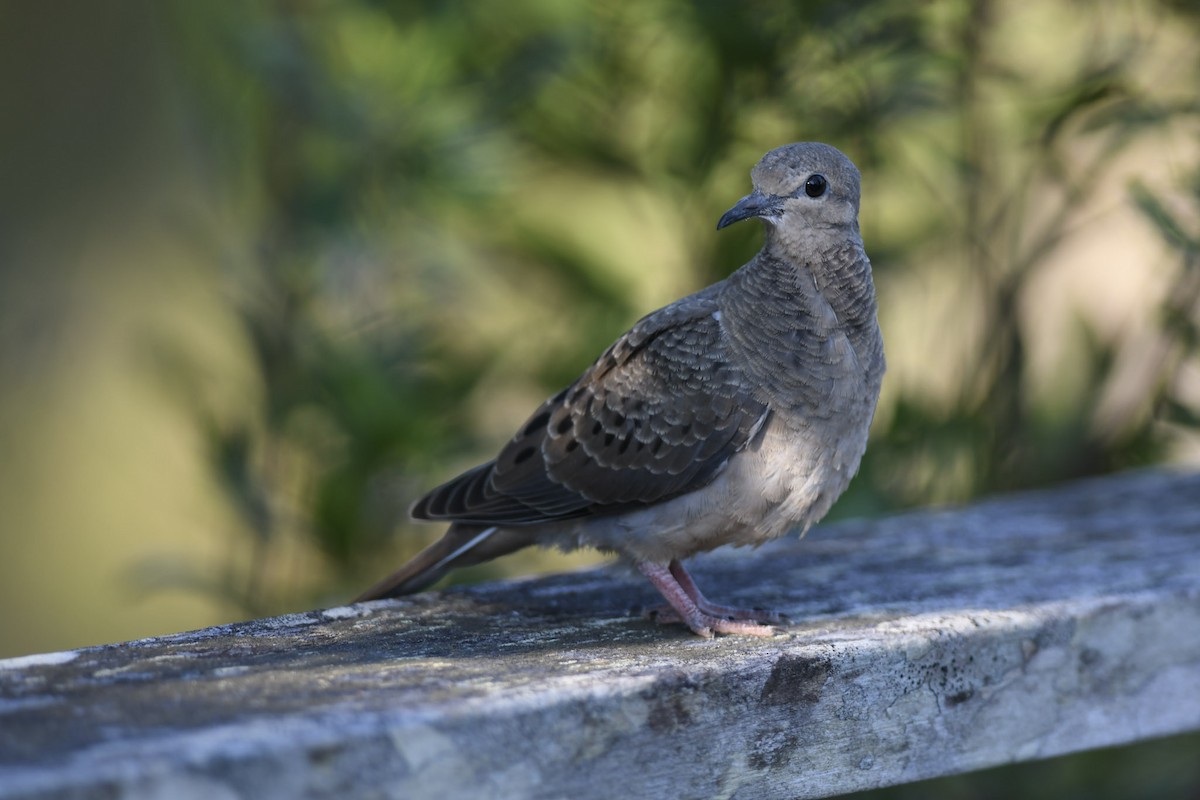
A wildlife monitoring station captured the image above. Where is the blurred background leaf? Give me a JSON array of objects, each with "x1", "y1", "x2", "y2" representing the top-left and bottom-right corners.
[
  {"x1": 1, "y1": 0, "x2": 1198, "y2": 633},
  {"x1": 2, "y1": 0, "x2": 1199, "y2": 647}
]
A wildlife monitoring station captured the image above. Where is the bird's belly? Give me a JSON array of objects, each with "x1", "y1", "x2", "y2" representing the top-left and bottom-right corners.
[
  {"x1": 564, "y1": 415, "x2": 870, "y2": 563},
  {"x1": 725, "y1": 419, "x2": 866, "y2": 536}
]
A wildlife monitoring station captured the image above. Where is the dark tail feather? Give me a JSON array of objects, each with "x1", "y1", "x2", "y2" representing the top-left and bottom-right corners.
[{"x1": 353, "y1": 524, "x2": 534, "y2": 602}]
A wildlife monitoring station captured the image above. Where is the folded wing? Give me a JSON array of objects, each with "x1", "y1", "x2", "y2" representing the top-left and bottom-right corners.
[{"x1": 413, "y1": 290, "x2": 770, "y2": 525}]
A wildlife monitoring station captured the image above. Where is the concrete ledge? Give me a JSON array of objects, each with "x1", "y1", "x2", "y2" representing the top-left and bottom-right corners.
[{"x1": 2, "y1": 468, "x2": 1199, "y2": 799}]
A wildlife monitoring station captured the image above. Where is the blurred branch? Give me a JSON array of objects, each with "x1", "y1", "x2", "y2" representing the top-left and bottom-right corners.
[
  {"x1": 1090, "y1": 179, "x2": 1200, "y2": 445},
  {"x1": 145, "y1": 0, "x2": 1200, "y2": 609}
]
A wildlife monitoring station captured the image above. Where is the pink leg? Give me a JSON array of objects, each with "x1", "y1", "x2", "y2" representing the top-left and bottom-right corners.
[
  {"x1": 669, "y1": 560, "x2": 784, "y2": 624},
  {"x1": 637, "y1": 561, "x2": 777, "y2": 638}
]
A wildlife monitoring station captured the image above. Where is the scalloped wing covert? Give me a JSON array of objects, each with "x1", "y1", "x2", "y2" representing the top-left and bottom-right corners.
[{"x1": 412, "y1": 290, "x2": 770, "y2": 525}]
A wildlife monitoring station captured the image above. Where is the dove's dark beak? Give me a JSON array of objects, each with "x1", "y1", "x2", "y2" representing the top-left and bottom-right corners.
[{"x1": 717, "y1": 190, "x2": 782, "y2": 230}]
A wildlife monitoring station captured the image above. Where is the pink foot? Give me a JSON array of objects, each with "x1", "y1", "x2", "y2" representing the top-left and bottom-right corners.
[
  {"x1": 669, "y1": 560, "x2": 785, "y2": 624},
  {"x1": 637, "y1": 560, "x2": 781, "y2": 638}
]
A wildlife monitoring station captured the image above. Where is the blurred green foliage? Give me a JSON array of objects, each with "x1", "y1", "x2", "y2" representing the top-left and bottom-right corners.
[{"x1": 157, "y1": 0, "x2": 1200, "y2": 613}]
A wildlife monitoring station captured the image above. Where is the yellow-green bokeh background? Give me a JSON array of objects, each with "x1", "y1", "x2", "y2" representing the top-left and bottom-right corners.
[{"x1": 2, "y1": 0, "x2": 1198, "y2": 662}]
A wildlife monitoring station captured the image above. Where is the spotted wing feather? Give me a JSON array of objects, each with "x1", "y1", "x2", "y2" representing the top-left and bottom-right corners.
[{"x1": 411, "y1": 289, "x2": 769, "y2": 526}]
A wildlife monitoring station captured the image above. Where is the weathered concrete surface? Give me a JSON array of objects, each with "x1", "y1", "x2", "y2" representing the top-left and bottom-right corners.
[{"x1": 1, "y1": 468, "x2": 1199, "y2": 800}]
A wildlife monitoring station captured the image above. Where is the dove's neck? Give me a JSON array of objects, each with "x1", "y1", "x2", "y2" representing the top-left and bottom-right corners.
[
  {"x1": 720, "y1": 229, "x2": 884, "y2": 411},
  {"x1": 756, "y1": 225, "x2": 879, "y2": 340}
]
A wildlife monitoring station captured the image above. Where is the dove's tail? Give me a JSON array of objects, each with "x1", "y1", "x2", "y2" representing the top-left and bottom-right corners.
[{"x1": 353, "y1": 524, "x2": 534, "y2": 602}]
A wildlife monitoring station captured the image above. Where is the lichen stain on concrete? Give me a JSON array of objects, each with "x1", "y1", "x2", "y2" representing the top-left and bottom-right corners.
[
  {"x1": 759, "y1": 654, "x2": 831, "y2": 706},
  {"x1": 646, "y1": 693, "x2": 694, "y2": 733},
  {"x1": 641, "y1": 672, "x2": 700, "y2": 733},
  {"x1": 747, "y1": 727, "x2": 803, "y2": 771}
]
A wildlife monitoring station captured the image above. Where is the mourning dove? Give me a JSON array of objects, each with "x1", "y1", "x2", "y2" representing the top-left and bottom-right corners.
[{"x1": 356, "y1": 142, "x2": 885, "y2": 637}]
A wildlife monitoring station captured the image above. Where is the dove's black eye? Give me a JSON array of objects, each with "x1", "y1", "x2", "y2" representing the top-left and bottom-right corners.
[{"x1": 804, "y1": 174, "x2": 828, "y2": 198}]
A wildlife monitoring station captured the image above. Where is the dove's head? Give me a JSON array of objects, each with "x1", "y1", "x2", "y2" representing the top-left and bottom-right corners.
[{"x1": 717, "y1": 142, "x2": 862, "y2": 244}]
